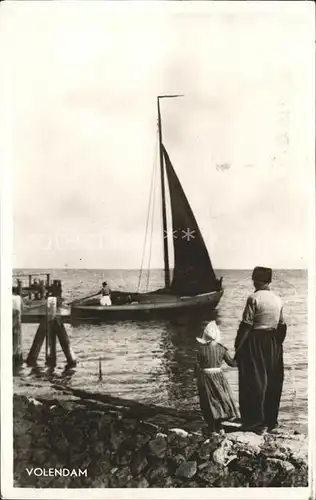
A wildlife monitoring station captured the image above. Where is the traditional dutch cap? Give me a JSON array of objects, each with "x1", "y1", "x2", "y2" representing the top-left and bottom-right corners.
[
  {"x1": 252, "y1": 266, "x2": 272, "y2": 283},
  {"x1": 196, "y1": 321, "x2": 221, "y2": 344}
]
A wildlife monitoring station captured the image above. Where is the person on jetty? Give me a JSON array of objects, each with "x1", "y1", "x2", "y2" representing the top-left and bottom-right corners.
[
  {"x1": 39, "y1": 280, "x2": 46, "y2": 300},
  {"x1": 196, "y1": 321, "x2": 239, "y2": 433},
  {"x1": 234, "y1": 266, "x2": 287, "y2": 434},
  {"x1": 32, "y1": 279, "x2": 40, "y2": 300},
  {"x1": 100, "y1": 281, "x2": 112, "y2": 306}
]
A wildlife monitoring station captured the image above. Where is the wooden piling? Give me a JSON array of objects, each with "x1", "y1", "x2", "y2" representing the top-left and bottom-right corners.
[
  {"x1": 46, "y1": 297, "x2": 57, "y2": 368},
  {"x1": 55, "y1": 317, "x2": 77, "y2": 368},
  {"x1": 26, "y1": 318, "x2": 46, "y2": 367},
  {"x1": 12, "y1": 295, "x2": 23, "y2": 367},
  {"x1": 26, "y1": 297, "x2": 76, "y2": 369}
]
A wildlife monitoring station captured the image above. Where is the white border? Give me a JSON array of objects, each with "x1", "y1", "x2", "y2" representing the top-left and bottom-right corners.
[
  {"x1": 0, "y1": 487, "x2": 311, "y2": 500},
  {"x1": 1, "y1": 0, "x2": 14, "y2": 496},
  {"x1": 1, "y1": 1, "x2": 315, "y2": 499}
]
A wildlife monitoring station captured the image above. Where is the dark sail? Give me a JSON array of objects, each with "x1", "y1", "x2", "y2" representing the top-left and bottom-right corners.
[{"x1": 162, "y1": 145, "x2": 218, "y2": 296}]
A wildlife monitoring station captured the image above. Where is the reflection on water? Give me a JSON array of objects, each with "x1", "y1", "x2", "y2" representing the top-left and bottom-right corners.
[{"x1": 157, "y1": 314, "x2": 216, "y2": 409}]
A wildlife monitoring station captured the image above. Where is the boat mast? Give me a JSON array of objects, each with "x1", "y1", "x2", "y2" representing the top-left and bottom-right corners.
[{"x1": 157, "y1": 95, "x2": 183, "y2": 289}]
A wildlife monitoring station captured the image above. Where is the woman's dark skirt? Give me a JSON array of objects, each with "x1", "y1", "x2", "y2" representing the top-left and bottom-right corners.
[{"x1": 237, "y1": 329, "x2": 284, "y2": 428}]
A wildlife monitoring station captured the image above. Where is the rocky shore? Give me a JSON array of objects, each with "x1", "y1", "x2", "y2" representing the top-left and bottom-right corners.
[{"x1": 13, "y1": 381, "x2": 308, "y2": 489}]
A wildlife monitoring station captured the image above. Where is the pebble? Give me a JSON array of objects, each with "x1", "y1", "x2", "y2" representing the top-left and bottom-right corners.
[{"x1": 175, "y1": 460, "x2": 197, "y2": 479}]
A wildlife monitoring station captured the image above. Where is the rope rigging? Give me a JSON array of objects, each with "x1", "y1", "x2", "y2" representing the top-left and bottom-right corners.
[
  {"x1": 146, "y1": 154, "x2": 158, "y2": 291},
  {"x1": 137, "y1": 129, "x2": 159, "y2": 292}
]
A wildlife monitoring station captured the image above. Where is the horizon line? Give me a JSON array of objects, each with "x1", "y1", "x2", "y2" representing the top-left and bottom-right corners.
[{"x1": 12, "y1": 267, "x2": 308, "y2": 272}]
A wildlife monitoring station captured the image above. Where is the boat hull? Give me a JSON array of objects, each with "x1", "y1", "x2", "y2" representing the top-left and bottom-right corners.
[{"x1": 71, "y1": 290, "x2": 223, "y2": 323}]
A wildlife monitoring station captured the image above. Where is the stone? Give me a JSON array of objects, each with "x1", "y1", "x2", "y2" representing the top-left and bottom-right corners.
[
  {"x1": 130, "y1": 433, "x2": 151, "y2": 450},
  {"x1": 50, "y1": 428, "x2": 69, "y2": 456},
  {"x1": 169, "y1": 428, "x2": 189, "y2": 439},
  {"x1": 168, "y1": 453, "x2": 186, "y2": 470},
  {"x1": 167, "y1": 428, "x2": 191, "y2": 451},
  {"x1": 251, "y1": 458, "x2": 280, "y2": 487},
  {"x1": 63, "y1": 427, "x2": 88, "y2": 456},
  {"x1": 229, "y1": 455, "x2": 258, "y2": 476},
  {"x1": 274, "y1": 465, "x2": 308, "y2": 487},
  {"x1": 14, "y1": 418, "x2": 33, "y2": 438},
  {"x1": 110, "y1": 466, "x2": 133, "y2": 488},
  {"x1": 213, "y1": 468, "x2": 239, "y2": 487},
  {"x1": 198, "y1": 461, "x2": 209, "y2": 471},
  {"x1": 109, "y1": 424, "x2": 126, "y2": 451},
  {"x1": 198, "y1": 462, "x2": 225, "y2": 485},
  {"x1": 175, "y1": 460, "x2": 197, "y2": 479},
  {"x1": 228, "y1": 431, "x2": 264, "y2": 454},
  {"x1": 156, "y1": 432, "x2": 168, "y2": 439},
  {"x1": 138, "y1": 421, "x2": 159, "y2": 435},
  {"x1": 212, "y1": 438, "x2": 234, "y2": 466},
  {"x1": 198, "y1": 442, "x2": 211, "y2": 461},
  {"x1": 184, "y1": 434, "x2": 204, "y2": 460},
  {"x1": 49, "y1": 476, "x2": 72, "y2": 488},
  {"x1": 90, "y1": 476, "x2": 110, "y2": 488},
  {"x1": 56, "y1": 401, "x2": 78, "y2": 413},
  {"x1": 31, "y1": 446, "x2": 52, "y2": 464},
  {"x1": 28, "y1": 397, "x2": 43, "y2": 407},
  {"x1": 281, "y1": 460, "x2": 297, "y2": 474},
  {"x1": 225, "y1": 470, "x2": 249, "y2": 487},
  {"x1": 261, "y1": 449, "x2": 287, "y2": 460},
  {"x1": 185, "y1": 480, "x2": 205, "y2": 488},
  {"x1": 146, "y1": 464, "x2": 170, "y2": 484},
  {"x1": 160, "y1": 476, "x2": 175, "y2": 488},
  {"x1": 148, "y1": 435, "x2": 168, "y2": 458},
  {"x1": 132, "y1": 477, "x2": 149, "y2": 488},
  {"x1": 150, "y1": 475, "x2": 175, "y2": 488},
  {"x1": 91, "y1": 440, "x2": 105, "y2": 458},
  {"x1": 13, "y1": 395, "x2": 29, "y2": 416},
  {"x1": 114, "y1": 449, "x2": 132, "y2": 466},
  {"x1": 27, "y1": 398, "x2": 45, "y2": 419},
  {"x1": 198, "y1": 439, "x2": 219, "y2": 461},
  {"x1": 130, "y1": 450, "x2": 149, "y2": 476},
  {"x1": 121, "y1": 418, "x2": 138, "y2": 431},
  {"x1": 88, "y1": 459, "x2": 112, "y2": 478},
  {"x1": 266, "y1": 457, "x2": 295, "y2": 474}
]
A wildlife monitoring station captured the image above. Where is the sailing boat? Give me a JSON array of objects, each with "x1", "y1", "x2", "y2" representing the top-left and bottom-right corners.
[{"x1": 71, "y1": 96, "x2": 223, "y2": 322}]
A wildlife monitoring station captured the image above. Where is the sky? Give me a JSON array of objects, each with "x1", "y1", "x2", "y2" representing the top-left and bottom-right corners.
[{"x1": 2, "y1": 1, "x2": 314, "y2": 269}]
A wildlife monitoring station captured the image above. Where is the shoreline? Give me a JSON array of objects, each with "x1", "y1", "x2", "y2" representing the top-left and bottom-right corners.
[{"x1": 13, "y1": 378, "x2": 308, "y2": 488}]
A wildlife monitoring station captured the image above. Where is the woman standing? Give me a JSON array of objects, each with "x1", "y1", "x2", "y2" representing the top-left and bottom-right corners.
[
  {"x1": 196, "y1": 321, "x2": 239, "y2": 432},
  {"x1": 235, "y1": 266, "x2": 286, "y2": 434}
]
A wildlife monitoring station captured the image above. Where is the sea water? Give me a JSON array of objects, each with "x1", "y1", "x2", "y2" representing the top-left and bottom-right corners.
[{"x1": 16, "y1": 268, "x2": 308, "y2": 433}]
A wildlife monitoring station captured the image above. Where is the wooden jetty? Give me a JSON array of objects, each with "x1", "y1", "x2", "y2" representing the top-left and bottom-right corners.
[
  {"x1": 13, "y1": 272, "x2": 63, "y2": 308},
  {"x1": 12, "y1": 272, "x2": 69, "y2": 323},
  {"x1": 13, "y1": 294, "x2": 75, "y2": 369},
  {"x1": 21, "y1": 306, "x2": 71, "y2": 324}
]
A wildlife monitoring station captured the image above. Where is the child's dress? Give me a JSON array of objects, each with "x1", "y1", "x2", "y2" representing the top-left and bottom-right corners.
[{"x1": 196, "y1": 342, "x2": 239, "y2": 430}]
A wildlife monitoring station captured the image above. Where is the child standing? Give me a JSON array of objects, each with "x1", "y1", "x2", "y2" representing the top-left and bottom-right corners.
[{"x1": 196, "y1": 321, "x2": 239, "y2": 432}]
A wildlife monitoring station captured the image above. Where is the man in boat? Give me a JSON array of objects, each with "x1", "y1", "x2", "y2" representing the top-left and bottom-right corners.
[
  {"x1": 51, "y1": 280, "x2": 63, "y2": 306},
  {"x1": 100, "y1": 281, "x2": 112, "y2": 306},
  {"x1": 234, "y1": 266, "x2": 287, "y2": 434}
]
